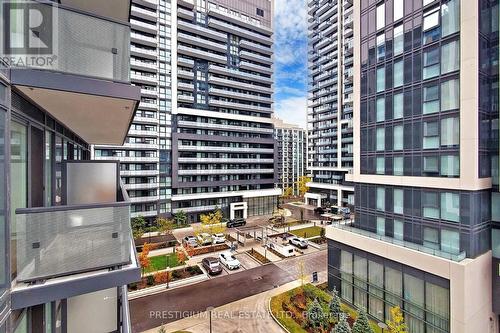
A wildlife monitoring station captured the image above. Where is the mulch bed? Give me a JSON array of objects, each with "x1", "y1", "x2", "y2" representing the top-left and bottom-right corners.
[
  {"x1": 128, "y1": 265, "x2": 203, "y2": 291},
  {"x1": 191, "y1": 244, "x2": 229, "y2": 256},
  {"x1": 246, "y1": 249, "x2": 271, "y2": 264}
]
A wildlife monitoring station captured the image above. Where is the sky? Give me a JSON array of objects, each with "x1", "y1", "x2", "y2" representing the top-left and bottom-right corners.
[{"x1": 273, "y1": 0, "x2": 308, "y2": 129}]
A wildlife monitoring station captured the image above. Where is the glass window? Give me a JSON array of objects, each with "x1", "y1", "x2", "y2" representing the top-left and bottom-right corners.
[
  {"x1": 376, "y1": 3, "x2": 385, "y2": 30},
  {"x1": 368, "y1": 261, "x2": 384, "y2": 321},
  {"x1": 340, "y1": 251, "x2": 353, "y2": 302},
  {"x1": 393, "y1": 93, "x2": 404, "y2": 119},
  {"x1": 377, "y1": 34, "x2": 386, "y2": 61},
  {"x1": 441, "y1": 192, "x2": 460, "y2": 222},
  {"x1": 441, "y1": 155, "x2": 459, "y2": 176},
  {"x1": 353, "y1": 255, "x2": 367, "y2": 309},
  {"x1": 385, "y1": 267, "x2": 402, "y2": 318},
  {"x1": 441, "y1": 79, "x2": 459, "y2": 111},
  {"x1": 394, "y1": 25, "x2": 404, "y2": 56},
  {"x1": 423, "y1": 8, "x2": 441, "y2": 44},
  {"x1": 423, "y1": 84, "x2": 440, "y2": 114},
  {"x1": 393, "y1": 156, "x2": 404, "y2": 175},
  {"x1": 404, "y1": 274, "x2": 425, "y2": 333},
  {"x1": 492, "y1": 229, "x2": 500, "y2": 258},
  {"x1": 441, "y1": 229, "x2": 460, "y2": 254},
  {"x1": 424, "y1": 156, "x2": 439, "y2": 173},
  {"x1": 423, "y1": 47, "x2": 440, "y2": 79},
  {"x1": 393, "y1": 125, "x2": 403, "y2": 150},
  {"x1": 423, "y1": 121, "x2": 439, "y2": 149},
  {"x1": 423, "y1": 191, "x2": 439, "y2": 219},
  {"x1": 394, "y1": 219, "x2": 404, "y2": 240},
  {"x1": 424, "y1": 227, "x2": 440, "y2": 249},
  {"x1": 45, "y1": 131, "x2": 52, "y2": 206},
  {"x1": 441, "y1": 117, "x2": 459, "y2": 146},
  {"x1": 376, "y1": 127, "x2": 385, "y2": 151},
  {"x1": 376, "y1": 157, "x2": 385, "y2": 175},
  {"x1": 376, "y1": 97, "x2": 385, "y2": 122},
  {"x1": 441, "y1": 40, "x2": 460, "y2": 74},
  {"x1": 394, "y1": 189, "x2": 404, "y2": 214},
  {"x1": 377, "y1": 187, "x2": 385, "y2": 211},
  {"x1": 377, "y1": 217, "x2": 385, "y2": 236},
  {"x1": 394, "y1": 0, "x2": 404, "y2": 21},
  {"x1": 393, "y1": 60, "x2": 404, "y2": 87},
  {"x1": 377, "y1": 67, "x2": 385, "y2": 92},
  {"x1": 441, "y1": 0, "x2": 460, "y2": 37},
  {"x1": 426, "y1": 282, "x2": 450, "y2": 332}
]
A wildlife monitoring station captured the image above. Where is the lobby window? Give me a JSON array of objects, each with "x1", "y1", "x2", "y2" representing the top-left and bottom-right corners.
[
  {"x1": 394, "y1": 0, "x2": 403, "y2": 22},
  {"x1": 376, "y1": 97, "x2": 385, "y2": 121},
  {"x1": 440, "y1": 117, "x2": 459, "y2": 146},
  {"x1": 423, "y1": 47, "x2": 440, "y2": 79},
  {"x1": 440, "y1": 155, "x2": 459, "y2": 177},
  {"x1": 376, "y1": 127, "x2": 385, "y2": 151},
  {"x1": 425, "y1": 282, "x2": 450, "y2": 332},
  {"x1": 393, "y1": 93, "x2": 404, "y2": 119},
  {"x1": 393, "y1": 156, "x2": 403, "y2": 175},
  {"x1": 441, "y1": 40, "x2": 460, "y2": 74},
  {"x1": 423, "y1": 121, "x2": 439, "y2": 149},
  {"x1": 440, "y1": 192, "x2": 460, "y2": 222},
  {"x1": 376, "y1": 157, "x2": 385, "y2": 175},
  {"x1": 376, "y1": 3, "x2": 385, "y2": 30},
  {"x1": 377, "y1": 67, "x2": 385, "y2": 92},
  {"x1": 394, "y1": 189, "x2": 404, "y2": 214},
  {"x1": 423, "y1": 191, "x2": 439, "y2": 219},
  {"x1": 393, "y1": 60, "x2": 404, "y2": 87},
  {"x1": 423, "y1": 227, "x2": 440, "y2": 249},
  {"x1": 441, "y1": 79, "x2": 459, "y2": 111},
  {"x1": 353, "y1": 256, "x2": 368, "y2": 310},
  {"x1": 377, "y1": 34, "x2": 386, "y2": 61},
  {"x1": 393, "y1": 125, "x2": 403, "y2": 150},
  {"x1": 393, "y1": 25, "x2": 404, "y2": 56},
  {"x1": 404, "y1": 274, "x2": 425, "y2": 333},
  {"x1": 340, "y1": 251, "x2": 353, "y2": 303},
  {"x1": 384, "y1": 267, "x2": 403, "y2": 318},
  {"x1": 376, "y1": 217, "x2": 385, "y2": 236},
  {"x1": 377, "y1": 187, "x2": 385, "y2": 211},
  {"x1": 423, "y1": 84, "x2": 440, "y2": 114},
  {"x1": 394, "y1": 219, "x2": 404, "y2": 240}
]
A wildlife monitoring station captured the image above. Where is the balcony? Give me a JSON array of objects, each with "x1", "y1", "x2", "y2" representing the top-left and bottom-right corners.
[
  {"x1": 178, "y1": 168, "x2": 275, "y2": 175},
  {"x1": 240, "y1": 51, "x2": 272, "y2": 65},
  {"x1": 178, "y1": 7, "x2": 194, "y2": 20},
  {"x1": 177, "y1": 120, "x2": 273, "y2": 133},
  {"x1": 177, "y1": 20, "x2": 227, "y2": 42},
  {"x1": 131, "y1": 45, "x2": 157, "y2": 60},
  {"x1": 208, "y1": 88, "x2": 272, "y2": 103},
  {"x1": 207, "y1": 7, "x2": 272, "y2": 36},
  {"x1": 178, "y1": 33, "x2": 227, "y2": 52},
  {"x1": 207, "y1": 18, "x2": 272, "y2": 45},
  {"x1": 131, "y1": 5, "x2": 157, "y2": 21},
  {"x1": 130, "y1": 19, "x2": 158, "y2": 34},
  {"x1": 131, "y1": 72, "x2": 157, "y2": 85},
  {"x1": 178, "y1": 82, "x2": 195, "y2": 92},
  {"x1": 131, "y1": 32, "x2": 157, "y2": 47},
  {"x1": 208, "y1": 65, "x2": 272, "y2": 84},
  {"x1": 239, "y1": 40, "x2": 273, "y2": 55},
  {"x1": 208, "y1": 98, "x2": 272, "y2": 113},
  {"x1": 239, "y1": 61, "x2": 273, "y2": 75},
  {"x1": 208, "y1": 75, "x2": 272, "y2": 94},
  {"x1": 178, "y1": 94, "x2": 195, "y2": 103},
  {"x1": 178, "y1": 45, "x2": 227, "y2": 64},
  {"x1": 177, "y1": 145, "x2": 274, "y2": 154}
]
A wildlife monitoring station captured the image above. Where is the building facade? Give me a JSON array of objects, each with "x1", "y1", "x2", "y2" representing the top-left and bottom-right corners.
[
  {"x1": 273, "y1": 118, "x2": 307, "y2": 196},
  {"x1": 0, "y1": 0, "x2": 140, "y2": 331},
  {"x1": 171, "y1": 0, "x2": 280, "y2": 222},
  {"x1": 95, "y1": 0, "x2": 173, "y2": 222},
  {"x1": 327, "y1": 1, "x2": 500, "y2": 332},
  {"x1": 306, "y1": 0, "x2": 355, "y2": 209}
]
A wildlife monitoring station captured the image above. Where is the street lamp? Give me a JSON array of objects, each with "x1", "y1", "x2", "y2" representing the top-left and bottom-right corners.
[{"x1": 378, "y1": 322, "x2": 388, "y2": 333}]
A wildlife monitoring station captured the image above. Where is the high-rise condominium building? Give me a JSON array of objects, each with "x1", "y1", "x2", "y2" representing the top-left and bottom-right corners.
[
  {"x1": 327, "y1": 1, "x2": 499, "y2": 332},
  {"x1": 171, "y1": 0, "x2": 280, "y2": 222},
  {"x1": 95, "y1": 0, "x2": 173, "y2": 222},
  {"x1": 273, "y1": 118, "x2": 307, "y2": 196},
  {"x1": 96, "y1": 0, "x2": 280, "y2": 223},
  {"x1": 0, "y1": 0, "x2": 140, "y2": 331},
  {"x1": 306, "y1": 0, "x2": 355, "y2": 209}
]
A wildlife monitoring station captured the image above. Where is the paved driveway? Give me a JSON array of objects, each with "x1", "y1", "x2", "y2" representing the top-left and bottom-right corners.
[{"x1": 130, "y1": 263, "x2": 294, "y2": 332}]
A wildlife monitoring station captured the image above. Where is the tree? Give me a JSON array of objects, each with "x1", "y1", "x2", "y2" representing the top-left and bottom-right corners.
[
  {"x1": 329, "y1": 287, "x2": 342, "y2": 321},
  {"x1": 200, "y1": 207, "x2": 226, "y2": 250},
  {"x1": 296, "y1": 176, "x2": 312, "y2": 197},
  {"x1": 138, "y1": 242, "x2": 152, "y2": 276},
  {"x1": 333, "y1": 315, "x2": 351, "y2": 333},
  {"x1": 154, "y1": 271, "x2": 172, "y2": 287},
  {"x1": 386, "y1": 306, "x2": 408, "y2": 333},
  {"x1": 352, "y1": 309, "x2": 373, "y2": 333},
  {"x1": 282, "y1": 186, "x2": 294, "y2": 198},
  {"x1": 131, "y1": 216, "x2": 146, "y2": 240},
  {"x1": 156, "y1": 217, "x2": 175, "y2": 248},
  {"x1": 320, "y1": 227, "x2": 326, "y2": 239},
  {"x1": 176, "y1": 246, "x2": 187, "y2": 265},
  {"x1": 173, "y1": 210, "x2": 187, "y2": 225},
  {"x1": 307, "y1": 298, "x2": 327, "y2": 331}
]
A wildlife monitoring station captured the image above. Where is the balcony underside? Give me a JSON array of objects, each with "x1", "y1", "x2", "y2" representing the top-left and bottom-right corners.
[{"x1": 11, "y1": 69, "x2": 140, "y2": 145}]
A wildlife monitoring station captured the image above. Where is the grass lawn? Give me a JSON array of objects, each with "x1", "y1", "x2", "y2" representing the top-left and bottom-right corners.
[
  {"x1": 145, "y1": 253, "x2": 180, "y2": 273},
  {"x1": 270, "y1": 284, "x2": 382, "y2": 333},
  {"x1": 290, "y1": 226, "x2": 323, "y2": 238}
]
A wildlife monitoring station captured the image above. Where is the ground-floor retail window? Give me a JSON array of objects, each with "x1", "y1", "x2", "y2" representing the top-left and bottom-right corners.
[{"x1": 246, "y1": 196, "x2": 277, "y2": 216}]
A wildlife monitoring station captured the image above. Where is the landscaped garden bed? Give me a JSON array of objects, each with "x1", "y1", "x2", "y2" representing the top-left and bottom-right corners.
[
  {"x1": 270, "y1": 284, "x2": 383, "y2": 333},
  {"x1": 191, "y1": 243, "x2": 229, "y2": 256},
  {"x1": 143, "y1": 253, "x2": 180, "y2": 273},
  {"x1": 128, "y1": 265, "x2": 203, "y2": 291},
  {"x1": 309, "y1": 236, "x2": 327, "y2": 245},
  {"x1": 246, "y1": 248, "x2": 271, "y2": 264},
  {"x1": 290, "y1": 226, "x2": 323, "y2": 238}
]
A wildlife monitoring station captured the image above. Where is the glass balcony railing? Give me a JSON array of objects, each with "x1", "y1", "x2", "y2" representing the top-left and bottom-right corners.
[
  {"x1": 15, "y1": 201, "x2": 132, "y2": 282},
  {"x1": 8, "y1": 3, "x2": 130, "y2": 82}
]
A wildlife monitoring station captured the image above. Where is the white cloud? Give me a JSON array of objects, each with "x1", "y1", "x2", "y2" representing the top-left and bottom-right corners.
[
  {"x1": 275, "y1": 95, "x2": 308, "y2": 129},
  {"x1": 274, "y1": 0, "x2": 308, "y2": 66}
]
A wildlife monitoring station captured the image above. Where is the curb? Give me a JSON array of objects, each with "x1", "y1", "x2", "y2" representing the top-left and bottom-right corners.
[
  {"x1": 128, "y1": 273, "x2": 209, "y2": 300},
  {"x1": 267, "y1": 297, "x2": 291, "y2": 333}
]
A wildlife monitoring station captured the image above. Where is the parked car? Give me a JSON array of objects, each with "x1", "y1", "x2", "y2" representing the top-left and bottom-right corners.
[
  {"x1": 212, "y1": 233, "x2": 226, "y2": 244},
  {"x1": 218, "y1": 252, "x2": 240, "y2": 270},
  {"x1": 314, "y1": 207, "x2": 326, "y2": 214},
  {"x1": 226, "y1": 218, "x2": 246, "y2": 228},
  {"x1": 268, "y1": 215, "x2": 284, "y2": 224},
  {"x1": 182, "y1": 235, "x2": 198, "y2": 248},
  {"x1": 202, "y1": 257, "x2": 222, "y2": 275},
  {"x1": 197, "y1": 233, "x2": 213, "y2": 246},
  {"x1": 289, "y1": 236, "x2": 309, "y2": 249}
]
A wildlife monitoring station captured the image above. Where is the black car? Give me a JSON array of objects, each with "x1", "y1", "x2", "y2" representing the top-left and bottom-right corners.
[
  {"x1": 202, "y1": 257, "x2": 222, "y2": 275},
  {"x1": 226, "y1": 218, "x2": 246, "y2": 228},
  {"x1": 314, "y1": 207, "x2": 326, "y2": 214}
]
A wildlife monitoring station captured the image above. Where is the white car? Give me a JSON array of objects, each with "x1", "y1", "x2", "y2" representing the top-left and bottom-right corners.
[
  {"x1": 212, "y1": 233, "x2": 226, "y2": 244},
  {"x1": 196, "y1": 233, "x2": 213, "y2": 246},
  {"x1": 289, "y1": 236, "x2": 309, "y2": 249},
  {"x1": 218, "y1": 252, "x2": 240, "y2": 270}
]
